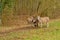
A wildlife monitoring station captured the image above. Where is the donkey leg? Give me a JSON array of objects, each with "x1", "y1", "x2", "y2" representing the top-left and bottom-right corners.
[
  {"x1": 47, "y1": 23, "x2": 49, "y2": 27},
  {"x1": 41, "y1": 23, "x2": 42, "y2": 27}
]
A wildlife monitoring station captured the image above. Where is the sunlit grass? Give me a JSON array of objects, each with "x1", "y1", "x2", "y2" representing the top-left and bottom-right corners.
[{"x1": 0, "y1": 19, "x2": 60, "y2": 40}]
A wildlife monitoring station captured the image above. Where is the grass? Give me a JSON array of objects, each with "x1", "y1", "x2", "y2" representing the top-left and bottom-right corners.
[{"x1": 0, "y1": 19, "x2": 60, "y2": 40}]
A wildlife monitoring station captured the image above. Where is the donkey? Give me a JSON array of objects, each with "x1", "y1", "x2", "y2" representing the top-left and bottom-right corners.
[
  {"x1": 37, "y1": 16, "x2": 49, "y2": 27},
  {"x1": 27, "y1": 16, "x2": 39, "y2": 27}
]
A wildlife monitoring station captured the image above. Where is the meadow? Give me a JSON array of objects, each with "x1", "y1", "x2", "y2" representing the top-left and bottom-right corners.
[
  {"x1": 0, "y1": 19, "x2": 60, "y2": 40},
  {"x1": 0, "y1": 0, "x2": 60, "y2": 40}
]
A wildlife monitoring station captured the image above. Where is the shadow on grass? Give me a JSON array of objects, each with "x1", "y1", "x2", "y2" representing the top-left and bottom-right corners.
[
  {"x1": 0, "y1": 26, "x2": 40, "y2": 34},
  {"x1": 0, "y1": 25, "x2": 59, "y2": 34}
]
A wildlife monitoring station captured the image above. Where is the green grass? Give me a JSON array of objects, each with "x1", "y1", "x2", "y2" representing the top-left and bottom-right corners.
[{"x1": 0, "y1": 19, "x2": 60, "y2": 40}]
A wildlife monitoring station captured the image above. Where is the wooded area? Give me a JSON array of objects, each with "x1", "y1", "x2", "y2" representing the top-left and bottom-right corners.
[{"x1": 0, "y1": 0, "x2": 60, "y2": 26}]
